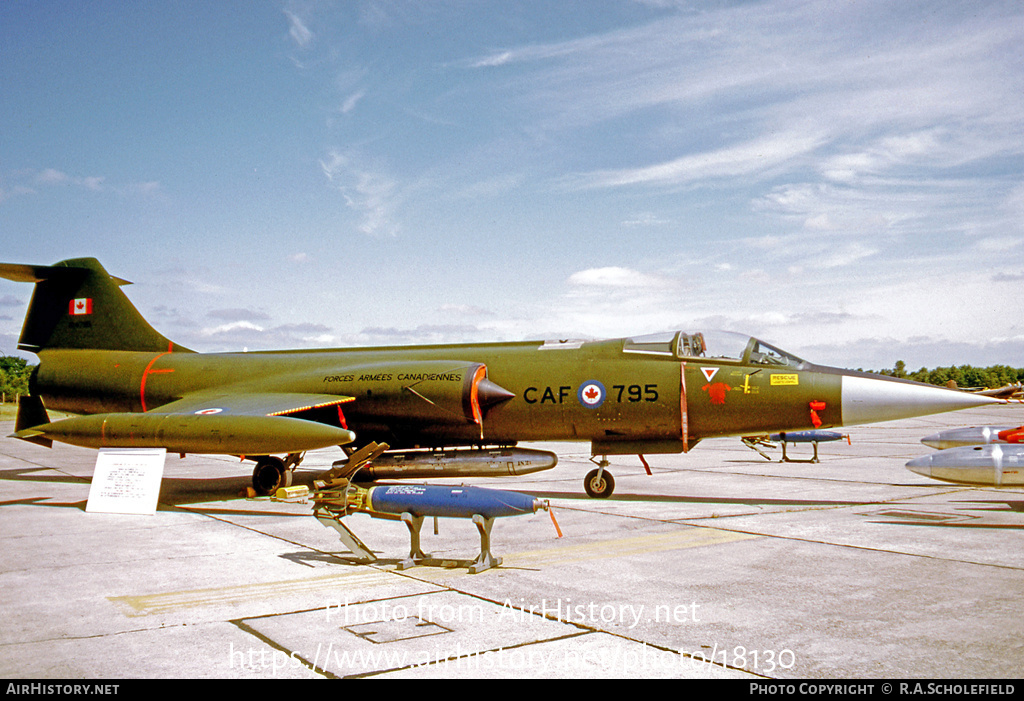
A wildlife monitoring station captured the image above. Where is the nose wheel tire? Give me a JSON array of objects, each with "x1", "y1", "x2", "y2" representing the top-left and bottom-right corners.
[
  {"x1": 584, "y1": 467, "x2": 615, "y2": 498},
  {"x1": 252, "y1": 456, "x2": 292, "y2": 496}
]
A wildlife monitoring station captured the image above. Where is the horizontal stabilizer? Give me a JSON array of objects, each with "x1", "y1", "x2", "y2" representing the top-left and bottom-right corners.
[
  {"x1": 0, "y1": 262, "x2": 131, "y2": 286},
  {"x1": 9, "y1": 427, "x2": 52, "y2": 448}
]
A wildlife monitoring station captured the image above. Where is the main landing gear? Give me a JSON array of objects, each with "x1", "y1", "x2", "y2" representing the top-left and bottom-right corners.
[
  {"x1": 251, "y1": 453, "x2": 304, "y2": 495},
  {"x1": 584, "y1": 456, "x2": 615, "y2": 499},
  {"x1": 583, "y1": 454, "x2": 655, "y2": 498}
]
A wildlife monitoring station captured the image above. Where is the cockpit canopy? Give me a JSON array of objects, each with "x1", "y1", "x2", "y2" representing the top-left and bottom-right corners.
[{"x1": 623, "y1": 330, "x2": 808, "y2": 369}]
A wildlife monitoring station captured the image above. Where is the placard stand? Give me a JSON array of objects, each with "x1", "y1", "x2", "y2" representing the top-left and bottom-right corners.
[{"x1": 86, "y1": 448, "x2": 167, "y2": 515}]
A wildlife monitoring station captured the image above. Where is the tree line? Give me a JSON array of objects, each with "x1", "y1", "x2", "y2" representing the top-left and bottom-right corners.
[
  {"x1": 0, "y1": 357, "x2": 30, "y2": 401},
  {"x1": 875, "y1": 360, "x2": 1024, "y2": 389}
]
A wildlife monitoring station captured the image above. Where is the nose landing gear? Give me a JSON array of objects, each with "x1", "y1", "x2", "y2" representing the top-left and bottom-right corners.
[{"x1": 584, "y1": 456, "x2": 615, "y2": 498}]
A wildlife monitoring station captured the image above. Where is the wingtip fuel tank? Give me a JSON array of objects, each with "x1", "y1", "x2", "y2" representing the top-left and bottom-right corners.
[
  {"x1": 15, "y1": 413, "x2": 357, "y2": 455},
  {"x1": 920, "y1": 425, "x2": 1024, "y2": 450},
  {"x1": 907, "y1": 424, "x2": 1024, "y2": 487},
  {"x1": 906, "y1": 444, "x2": 1024, "y2": 487}
]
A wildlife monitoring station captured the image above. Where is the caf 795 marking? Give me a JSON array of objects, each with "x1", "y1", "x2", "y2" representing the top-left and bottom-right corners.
[
  {"x1": 0, "y1": 258, "x2": 1000, "y2": 498},
  {"x1": 523, "y1": 384, "x2": 659, "y2": 405}
]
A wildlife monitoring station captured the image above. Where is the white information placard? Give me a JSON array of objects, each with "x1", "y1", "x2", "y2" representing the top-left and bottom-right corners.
[{"x1": 86, "y1": 448, "x2": 167, "y2": 515}]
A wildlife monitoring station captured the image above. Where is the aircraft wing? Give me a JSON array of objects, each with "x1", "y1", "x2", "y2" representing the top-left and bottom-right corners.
[{"x1": 146, "y1": 391, "x2": 355, "y2": 418}]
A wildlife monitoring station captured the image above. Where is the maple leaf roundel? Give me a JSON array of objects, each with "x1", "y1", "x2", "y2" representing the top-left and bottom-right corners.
[{"x1": 578, "y1": 380, "x2": 606, "y2": 409}]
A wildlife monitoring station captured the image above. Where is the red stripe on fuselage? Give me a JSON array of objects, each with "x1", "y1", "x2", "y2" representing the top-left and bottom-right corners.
[{"x1": 139, "y1": 352, "x2": 174, "y2": 413}]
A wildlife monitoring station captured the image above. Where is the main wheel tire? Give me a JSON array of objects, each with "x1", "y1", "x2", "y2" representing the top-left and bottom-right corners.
[
  {"x1": 252, "y1": 457, "x2": 291, "y2": 496},
  {"x1": 584, "y1": 468, "x2": 615, "y2": 498}
]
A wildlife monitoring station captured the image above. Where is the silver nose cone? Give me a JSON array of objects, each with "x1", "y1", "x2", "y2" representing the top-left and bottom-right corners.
[{"x1": 841, "y1": 375, "x2": 1002, "y2": 427}]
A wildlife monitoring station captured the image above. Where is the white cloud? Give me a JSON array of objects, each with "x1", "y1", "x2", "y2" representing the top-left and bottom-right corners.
[
  {"x1": 36, "y1": 168, "x2": 69, "y2": 185},
  {"x1": 568, "y1": 266, "x2": 664, "y2": 289},
  {"x1": 207, "y1": 308, "x2": 271, "y2": 322},
  {"x1": 284, "y1": 10, "x2": 313, "y2": 48},
  {"x1": 471, "y1": 51, "x2": 514, "y2": 68},
  {"x1": 340, "y1": 90, "x2": 365, "y2": 114},
  {"x1": 35, "y1": 169, "x2": 105, "y2": 191},
  {"x1": 201, "y1": 320, "x2": 265, "y2": 337},
  {"x1": 569, "y1": 132, "x2": 827, "y2": 189},
  {"x1": 819, "y1": 242, "x2": 878, "y2": 269},
  {"x1": 976, "y1": 237, "x2": 1023, "y2": 253},
  {"x1": 440, "y1": 304, "x2": 493, "y2": 317},
  {"x1": 622, "y1": 212, "x2": 671, "y2": 227},
  {"x1": 0, "y1": 168, "x2": 161, "y2": 200},
  {"x1": 320, "y1": 151, "x2": 401, "y2": 237}
]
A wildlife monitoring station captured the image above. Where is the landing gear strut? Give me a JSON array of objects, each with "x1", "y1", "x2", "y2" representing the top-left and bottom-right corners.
[{"x1": 584, "y1": 456, "x2": 615, "y2": 498}]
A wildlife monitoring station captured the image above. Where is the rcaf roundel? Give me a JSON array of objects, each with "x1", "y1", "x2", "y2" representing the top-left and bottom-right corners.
[{"x1": 578, "y1": 380, "x2": 606, "y2": 409}]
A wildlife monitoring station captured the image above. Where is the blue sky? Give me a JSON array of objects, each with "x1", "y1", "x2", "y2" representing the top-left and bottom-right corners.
[{"x1": 2, "y1": 0, "x2": 1022, "y2": 371}]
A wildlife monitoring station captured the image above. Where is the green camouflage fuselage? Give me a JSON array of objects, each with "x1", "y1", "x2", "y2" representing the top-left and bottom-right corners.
[
  {"x1": 33, "y1": 338, "x2": 844, "y2": 455},
  {"x1": 4, "y1": 257, "x2": 997, "y2": 491}
]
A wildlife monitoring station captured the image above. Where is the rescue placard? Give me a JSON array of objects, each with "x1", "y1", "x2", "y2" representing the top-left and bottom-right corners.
[{"x1": 770, "y1": 374, "x2": 800, "y2": 386}]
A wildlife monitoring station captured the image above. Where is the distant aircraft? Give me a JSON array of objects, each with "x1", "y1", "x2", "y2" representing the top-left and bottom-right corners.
[
  {"x1": 907, "y1": 425, "x2": 1024, "y2": 487},
  {"x1": 945, "y1": 380, "x2": 1023, "y2": 400},
  {"x1": 0, "y1": 257, "x2": 1001, "y2": 498},
  {"x1": 973, "y1": 384, "x2": 1023, "y2": 401}
]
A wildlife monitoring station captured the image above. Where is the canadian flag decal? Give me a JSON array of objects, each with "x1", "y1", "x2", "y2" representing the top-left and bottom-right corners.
[{"x1": 69, "y1": 298, "x2": 93, "y2": 316}]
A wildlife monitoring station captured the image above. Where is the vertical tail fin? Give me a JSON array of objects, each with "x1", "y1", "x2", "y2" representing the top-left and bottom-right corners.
[{"x1": 0, "y1": 257, "x2": 191, "y2": 353}]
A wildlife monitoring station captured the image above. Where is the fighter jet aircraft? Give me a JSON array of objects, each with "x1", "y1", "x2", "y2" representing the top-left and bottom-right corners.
[{"x1": 1, "y1": 257, "x2": 1002, "y2": 498}]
